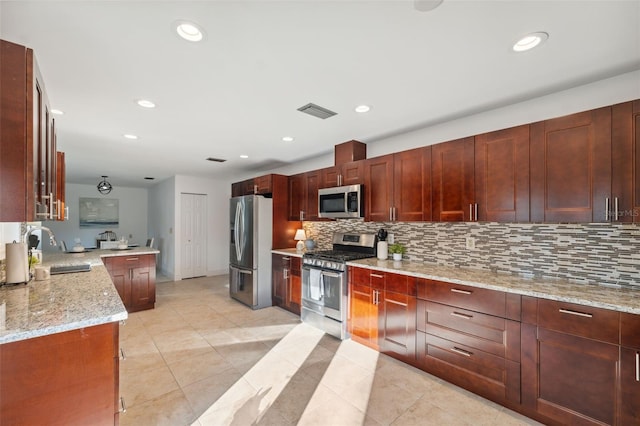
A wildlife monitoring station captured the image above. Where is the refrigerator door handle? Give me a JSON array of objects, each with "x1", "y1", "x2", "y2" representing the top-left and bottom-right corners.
[{"x1": 234, "y1": 202, "x2": 242, "y2": 261}]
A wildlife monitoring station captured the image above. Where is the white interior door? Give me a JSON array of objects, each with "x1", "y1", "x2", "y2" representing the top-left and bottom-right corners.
[{"x1": 181, "y1": 193, "x2": 207, "y2": 279}]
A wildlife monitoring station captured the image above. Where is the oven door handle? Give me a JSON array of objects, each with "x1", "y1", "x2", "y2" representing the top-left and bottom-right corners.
[{"x1": 320, "y1": 271, "x2": 342, "y2": 278}]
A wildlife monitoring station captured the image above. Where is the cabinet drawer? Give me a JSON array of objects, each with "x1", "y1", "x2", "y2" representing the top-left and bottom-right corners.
[
  {"x1": 423, "y1": 333, "x2": 507, "y2": 384},
  {"x1": 418, "y1": 300, "x2": 519, "y2": 360},
  {"x1": 621, "y1": 312, "x2": 640, "y2": 349},
  {"x1": 384, "y1": 272, "x2": 415, "y2": 295},
  {"x1": 349, "y1": 266, "x2": 371, "y2": 286},
  {"x1": 418, "y1": 279, "x2": 506, "y2": 318},
  {"x1": 537, "y1": 299, "x2": 619, "y2": 344}
]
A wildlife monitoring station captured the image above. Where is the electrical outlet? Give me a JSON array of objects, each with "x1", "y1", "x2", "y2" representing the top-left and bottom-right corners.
[
  {"x1": 387, "y1": 233, "x2": 394, "y2": 244},
  {"x1": 465, "y1": 237, "x2": 476, "y2": 250}
]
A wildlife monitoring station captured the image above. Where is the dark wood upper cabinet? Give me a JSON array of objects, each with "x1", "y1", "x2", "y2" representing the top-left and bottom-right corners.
[
  {"x1": 475, "y1": 125, "x2": 530, "y2": 222},
  {"x1": 393, "y1": 147, "x2": 431, "y2": 222},
  {"x1": 364, "y1": 154, "x2": 394, "y2": 222},
  {"x1": 531, "y1": 107, "x2": 612, "y2": 222},
  {"x1": 611, "y1": 100, "x2": 640, "y2": 223},
  {"x1": 320, "y1": 161, "x2": 365, "y2": 188},
  {"x1": 287, "y1": 171, "x2": 319, "y2": 221},
  {"x1": 432, "y1": 137, "x2": 475, "y2": 221},
  {"x1": 304, "y1": 170, "x2": 320, "y2": 221}
]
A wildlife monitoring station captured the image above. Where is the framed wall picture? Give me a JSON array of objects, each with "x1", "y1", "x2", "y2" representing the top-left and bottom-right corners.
[{"x1": 79, "y1": 197, "x2": 119, "y2": 227}]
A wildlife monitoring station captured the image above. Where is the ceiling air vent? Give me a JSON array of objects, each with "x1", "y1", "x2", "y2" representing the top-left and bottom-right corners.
[
  {"x1": 206, "y1": 157, "x2": 227, "y2": 162},
  {"x1": 297, "y1": 103, "x2": 337, "y2": 119}
]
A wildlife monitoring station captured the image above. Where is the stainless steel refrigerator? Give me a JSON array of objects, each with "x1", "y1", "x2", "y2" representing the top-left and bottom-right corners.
[{"x1": 229, "y1": 194, "x2": 273, "y2": 309}]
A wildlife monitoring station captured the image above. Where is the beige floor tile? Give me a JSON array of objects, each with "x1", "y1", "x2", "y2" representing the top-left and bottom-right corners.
[
  {"x1": 182, "y1": 369, "x2": 244, "y2": 417},
  {"x1": 120, "y1": 388, "x2": 195, "y2": 426},
  {"x1": 168, "y1": 349, "x2": 234, "y2": 388},
  {"x1": 297, "y1": 384, "x2": 366, "y2": 426},
  {"x1": 365, "y1": 379, "x2": 423, "y2": 425},
  {"x1": 120, "y1": 363, "x2": 181, "y2": 407}
]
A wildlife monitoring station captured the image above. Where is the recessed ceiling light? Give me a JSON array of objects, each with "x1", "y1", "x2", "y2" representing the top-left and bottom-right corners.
[
  {"x1": 136, "y1": 99, "x2": 156, "y2": 108},
  {"x1": 513, "y1": 32, "x2": 548, "y2": 52},
  {"x1": 51, "y1": 109, "x2": 64, "y2": 115},
  {"x1": 355, "y1": 105, "x2": 371, "y2": 113},
  {"x1": 123, "y1": 134, "x2": 138, "y2": 140},
  {"x1": 175, "y1": 20, "x2": 205, "y2": 42},
  {"x1": 240, "y1": 155, "x2": 249, "y2": 159},
  {"x1": 282, "y1": 136, "x2": 294, "y2": 142}
]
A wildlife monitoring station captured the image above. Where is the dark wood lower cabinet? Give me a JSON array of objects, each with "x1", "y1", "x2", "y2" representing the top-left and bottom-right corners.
[
  {"x1": 522, "y1": 325, "x2": 619, "y2": 425},
  {"x1": 271, "y1": 254, "x2": 301, "y2": 315},
  {"x1": 103, "y1": 254, "x2": 156, "y2": 312},
  {"x1": 620, "y1": 347, "x2": 640, "y2": 424},
  {"x1": 378, "y1": 290, "x2": 416, "y2": 363},
  {"x1": 0, "y1": 322, "x2": 120, "y2": 425}
]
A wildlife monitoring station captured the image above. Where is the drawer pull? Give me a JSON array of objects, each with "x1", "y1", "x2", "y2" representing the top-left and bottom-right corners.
[
  {"x1": 126, "y1": 257, "x2": 139, "y2": 261},
  {"x1": 558, "y1": 308, "x2": 593, "y2": 318},
  {"x1": 450, "y1": 311, "x2": 473, "y2": 320},
  {"x1": 636, "y1": 352, "x2": 639, "y2": 382},
  {"x1": 282, "y1": 256, "x2": 290, "y2": 260},
  {"x1": 450, "y1": 347, "x2": 472, "y2": 357},
  {"x1": 371, "y1": 273, "x2": 384, "y2": 278},
  {"x1": 450, "y1": 288, "x2": 472, "y2": 295}
]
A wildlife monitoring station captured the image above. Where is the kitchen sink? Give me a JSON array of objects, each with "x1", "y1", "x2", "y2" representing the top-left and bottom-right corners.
[{"x1": 50, "y1": 263, "x2": 92, "y2": 275}]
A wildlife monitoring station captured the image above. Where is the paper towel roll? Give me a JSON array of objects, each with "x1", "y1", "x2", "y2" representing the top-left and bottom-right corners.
[{"x1": 6, "y1": 242, "x2": 29, "y2": 284}]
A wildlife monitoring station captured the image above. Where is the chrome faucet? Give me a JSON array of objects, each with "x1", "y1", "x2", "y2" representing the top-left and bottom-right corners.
[{"x1": 24, "y1": 225, "x2": 58, "y2": 247}]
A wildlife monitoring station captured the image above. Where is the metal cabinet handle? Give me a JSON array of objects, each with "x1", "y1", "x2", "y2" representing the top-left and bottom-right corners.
[
  {"x1": 558, "y1": 308, "x2": 593, "y2": 318},
  {"x1": 451, "y1": 347, "x2": 472, "y2": 357},
  {"x1": 614, "y1": 197, "x2": 619, "y2": 221},
  {"x1": 475, "y1": 203, "x2": 478, "y2": 221},
  {"x1": 605, "y1": 197, "x2": 610, "y2": 221},
  {"x1": 120, "y1": 347, "x2": 126, "y2": 360},
  {"x1": 371, "y1": 273, "x2": 384, "y2": 278},
  {"x1": 300, "y1": 210, "x2": 305, "y2": 221},
  {"x1": 469, "y1": 204, "x2": 473, "y2": 221},
  {"x1": 126, "y1": 258, "x2": 139, "y2": 261},
  {"x1": 120, "y1": 397, "x2": 127, "y2": 413},
  {"x1": 636, "y1": 352, "x2": 639, "y2": 382},
  {"x1": 282, "y1": 256, "x2": 290, "y2": 260},
  {"x1": 389, "y1": 207, "x2": 393, "y2": 221},
  {"x1": 283, "y1": 269, "x2": 288, "y2": 280},
  {"x1": 450, "y1": 311, "x2": 473, "y2": 320},
  {"x1": 450, "y1": 288, "x2": 472, "y2": 295}
]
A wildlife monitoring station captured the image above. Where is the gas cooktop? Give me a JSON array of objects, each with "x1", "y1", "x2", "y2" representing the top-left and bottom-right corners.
[{"x1": 304, "y1": 250, "x2": 375, "y2": 262}]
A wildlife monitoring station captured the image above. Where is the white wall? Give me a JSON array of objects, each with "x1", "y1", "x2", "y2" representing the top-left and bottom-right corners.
[
  {"x1": 148, "y1": 176, "x2": 175, "y2": 279},
  {"x1": 40, "y1": 183, "x2": 149, "y2": 253}
]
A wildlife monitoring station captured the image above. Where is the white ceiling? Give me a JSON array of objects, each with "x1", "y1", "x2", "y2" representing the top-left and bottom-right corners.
[{"x1": 1, "y1": 1, "x2": 639, "y2": 188}]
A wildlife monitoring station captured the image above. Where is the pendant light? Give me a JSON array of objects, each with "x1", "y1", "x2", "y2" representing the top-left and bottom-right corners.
[{"x1": 97, "y1": 176, "x2": 113, "y2": 194}]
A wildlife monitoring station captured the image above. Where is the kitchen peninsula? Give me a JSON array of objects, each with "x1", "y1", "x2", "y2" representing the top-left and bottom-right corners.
[{"x1": 0, "y1": 246, "x2": 159, "y2": 425}]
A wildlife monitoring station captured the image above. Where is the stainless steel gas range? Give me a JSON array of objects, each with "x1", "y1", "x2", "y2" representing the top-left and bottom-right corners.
[{"x1": 301, "y1": 232, "x2": 377, "y2": 339}]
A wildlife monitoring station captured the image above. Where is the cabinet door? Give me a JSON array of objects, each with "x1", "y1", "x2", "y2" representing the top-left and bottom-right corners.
[
  {"x1": 341, "y1": 161, "x2": 364, "y2": 186},
  {"x1": 475, "y1": 125, "x2": 530, "y2": 222},
  {"x1": 620, "y1": 346, "x2": 640, "y2": 424},
  {"x1": 432, "y1": 137, "x2": 475, "y2": 221},
  {"x1": 393, "y1": 147, "x2": 431, "y2": 222},
  {"x1": 522, "y1": 326, "x2": 619, "y2": 425},
  {"x1": 320, "y1": 166, "x2": 340, "y2": 188},
  {"x1": 287, "y1": 257, "x2": 302, "y2": 315},
  {"x1": 130, "y1": 256, "x2": 155, "y2": 312},
  {"x1": 254, "y1": 175, "x2": 272, "y2": 194},
  {"x1": 531, "y1": 107, "x2": 612, "y2": 222},
  {"x1": 612, "y1": 100, "x2": 640, "y2": 223},
  {"x1": 271, "y1": 254, "x2": 288, "y2": 307},
  {"x1": 55, "y1": 151, "x2": 66, "y2": 220},
  {"x1": 378, "y1": 290, "x2": 416, "y2": 363},
  {"x1": 288, "y1": 173, "x2": 305, "y2": 220},
  {"x1": 635, "y1": 100, "x2": 640, "y2": 223},
  {"x1": 348, "y1": 282, "x2": 378, "y2": 345},
  {"x1": 304, "y1": 171, "x2": 320, "y2": 221},
  {"x1": 364, "y1": 154, "x2": 394, "y2": 222}
]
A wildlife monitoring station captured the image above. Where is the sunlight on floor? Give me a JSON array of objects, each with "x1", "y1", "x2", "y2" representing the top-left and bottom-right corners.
[{"x1": 194, "y1": 323, "x2": 325, "y2": 425}]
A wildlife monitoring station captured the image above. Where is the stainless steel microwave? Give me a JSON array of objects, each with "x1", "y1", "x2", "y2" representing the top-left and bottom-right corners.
[{"x1": 318, "y1": 184, "x2": 363, "y2": 219}]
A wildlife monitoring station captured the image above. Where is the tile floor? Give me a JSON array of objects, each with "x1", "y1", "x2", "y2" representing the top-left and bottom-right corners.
[{"x1": 119, "y1": 275, "x2": 542, "y2": 426}]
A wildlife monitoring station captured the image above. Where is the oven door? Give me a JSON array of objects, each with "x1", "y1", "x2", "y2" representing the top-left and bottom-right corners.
[{"x1": 301, "y1": 265, "x2": 344, "y2": 321}]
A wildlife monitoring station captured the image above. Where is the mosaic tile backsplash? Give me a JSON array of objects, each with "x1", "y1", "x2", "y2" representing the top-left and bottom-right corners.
[{"x1": 303, "y1": 220, "x2": 640, "y2": 288}]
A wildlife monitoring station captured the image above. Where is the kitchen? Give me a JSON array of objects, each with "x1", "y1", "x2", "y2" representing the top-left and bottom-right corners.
[{"x1": 1, "y1": 1, "x2": 640, "y2": 425}]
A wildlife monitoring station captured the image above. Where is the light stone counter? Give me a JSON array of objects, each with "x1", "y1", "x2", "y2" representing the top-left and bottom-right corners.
[
  {"x1": 271, "y1": 248, "x2": 305, "y2": 258},
  {"x1": 347, "y1": 258, "x2": 640, "y2": 315},
  {"x1": 0, "y1": 248, "x2": 159, "y2": 345}
]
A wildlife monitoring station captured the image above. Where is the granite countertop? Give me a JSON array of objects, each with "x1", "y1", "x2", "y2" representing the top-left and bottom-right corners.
[
  {"x1": 272, "y1": 248, "x2": 305, "y2": 258},
  {"x1": 347, "y1": 258, "x2": 640, "y2": 315},
  {"x1": 0, "y1": 247, "x2": 159, "y2": 345}
]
